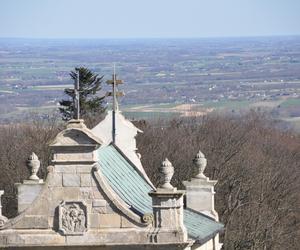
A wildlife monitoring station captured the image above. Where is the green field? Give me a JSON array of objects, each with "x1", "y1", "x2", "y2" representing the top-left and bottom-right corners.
[
  {"x1": 31, "y1": 84, "x2": 72, "y2": 91},
  {"x1": 124, "y1": 111, "x2": 180, "y2": 120},
  {"x1": 280, "y1": 98, "x2": 300, "y2": 108},
  {"x1": 201, "y1": 100, "x2": 252, "y2": 109}
]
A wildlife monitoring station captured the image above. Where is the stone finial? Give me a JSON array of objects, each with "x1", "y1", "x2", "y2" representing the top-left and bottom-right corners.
[
  {"x1": 193, "y1": 150, "x2": 207, "y2": 179},
  {"x1": 0, "y1": 190, "x2": 8, "y2": 228},
  {"x1": 26, "y1": 152, "x2": 41, "y2": 181},
  {"x1": 159, "y1": 158, "x2": 174, "y2": 189}
]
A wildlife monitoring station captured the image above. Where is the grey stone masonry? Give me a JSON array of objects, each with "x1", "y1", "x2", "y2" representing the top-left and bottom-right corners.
[
  {"x1": 148, "y1": 159, "x2": 187, "y2": 244},
  {"x1": 0, "y1": 119, "x2": 191, "y2": 249},
  {"x1": 183, "y1": 150, "x2": 222, "y2": 250},
  {"x1": 149, "y1": 189, "x2": 187, "y2": 240},
  {"x1": 15, "y1": 182, "x2": 45, "y2": 213},
  {"x1": 50, "y1": 119, "x2": 102, "y2": 165},
  {"x1": 183, "y1": 178, "x2": 218, "y2": 219},
  {"x1": 183, "y1": 150, "x2": 218, "y2": 220},
  {"x1": 63, "y1": 173, "x2": 81, "y2": 187},
  {"x1": 15, "y1": 152, "x2": 44, "y2": 213}
]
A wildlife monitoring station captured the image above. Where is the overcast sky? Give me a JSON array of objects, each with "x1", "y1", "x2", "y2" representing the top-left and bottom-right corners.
[{"x1": 0, "y1": 0, "x2": 299, "y2": 39}]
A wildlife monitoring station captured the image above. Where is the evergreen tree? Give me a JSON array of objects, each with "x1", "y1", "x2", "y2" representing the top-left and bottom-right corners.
[{"x1": 59, "y1": 67, "x2": 106, "y2": 121}]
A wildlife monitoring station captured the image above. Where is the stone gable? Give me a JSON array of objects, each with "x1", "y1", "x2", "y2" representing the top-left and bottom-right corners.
[{"x1": 0, "y1": 118, "x2": 223, "y2": 250}]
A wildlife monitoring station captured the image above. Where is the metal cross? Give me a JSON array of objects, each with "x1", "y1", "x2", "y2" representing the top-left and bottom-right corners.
[
  {"x1": 106, "y1": 65, "x2": 124, "y2": 144},
  {"x1": 74, "y1": 69, "x2": 80, "y2": 120}
]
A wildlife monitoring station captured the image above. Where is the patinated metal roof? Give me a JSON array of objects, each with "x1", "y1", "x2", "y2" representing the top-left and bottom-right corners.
[{"x1": 98, "y1": 144, "x2": 223, "y2": 243}]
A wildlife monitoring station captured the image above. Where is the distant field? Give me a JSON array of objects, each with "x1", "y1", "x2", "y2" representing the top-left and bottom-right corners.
[
  {"x1": 280, "y1": 98, "x2": 300, "y2": 108},
  {"x1": 122, "y1": 100, "x2": 252, "y2": 119},
  {"x1": 250, "y1": 100, "x2": 283, "y2": 108},
  {"x1": 201, "y1": 100, "x2": 251, "y2": 109},
  {"x1": 124, "y1": 111, "x2": 180, "y2": 120},
  {"x1": 0, "y1": 98, "x2": 299, "y2": 133},
  {"x1": 31, "y1": 84, "x2": 72, "y2": 90},
  {"x1": 0, "y1": 37, "x2": 299, "y2": 128},
  {"x1": 282, "y1": 117, "x2": 300, "y2": 133},
  {"x1": 0, "y1": 105, "x2": 57, "y2": 121},
  {"x1": 0, "y1": 90, "x2": 14, "y2": 94}
]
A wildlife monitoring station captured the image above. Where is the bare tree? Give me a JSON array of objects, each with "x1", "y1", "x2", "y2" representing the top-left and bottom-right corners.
[{"x1": 0, "y1": 112, "x2": 299, "y2": 249}]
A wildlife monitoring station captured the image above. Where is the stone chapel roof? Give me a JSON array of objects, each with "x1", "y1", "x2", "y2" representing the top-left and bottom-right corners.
[{"x1": 97, "y1": 144, "x2": 224, "y2": 244}]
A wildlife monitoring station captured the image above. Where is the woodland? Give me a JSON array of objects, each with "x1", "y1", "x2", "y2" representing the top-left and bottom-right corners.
[{"x1": 0, "y1": 112, "x2": 299, "y2": 249}]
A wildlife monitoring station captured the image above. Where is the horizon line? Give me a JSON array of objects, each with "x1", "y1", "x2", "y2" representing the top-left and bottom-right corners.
[{"x1": 0, "y1": 34, "x2": 300, "y2": 41}]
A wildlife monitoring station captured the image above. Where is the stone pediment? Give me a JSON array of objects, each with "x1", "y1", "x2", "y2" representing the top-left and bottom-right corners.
[
  {"x1": 50, "y1": 120, "x2": 103, "y2": 148},
  {"x1": 51, "y1": 129, "x2": 100, "y2": 146}
]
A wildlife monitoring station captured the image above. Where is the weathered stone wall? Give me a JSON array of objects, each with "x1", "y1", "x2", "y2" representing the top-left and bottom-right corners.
[
  {"x1": 0, "y1": 121, "x2": 151, "y2": 248},
  {"x1": 0, "y1": 120, "x2": 192, "y2": 249}
]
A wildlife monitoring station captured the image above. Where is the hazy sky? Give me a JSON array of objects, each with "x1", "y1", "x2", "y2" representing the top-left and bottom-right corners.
[{"x1": 0, "y1": 0, "x2": 299, "y2": 39}]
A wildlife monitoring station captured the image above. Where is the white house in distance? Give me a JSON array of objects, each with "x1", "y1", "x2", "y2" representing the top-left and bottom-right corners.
[{"x1": 0, "y1": 72, "x2": 223, "y2": 250}]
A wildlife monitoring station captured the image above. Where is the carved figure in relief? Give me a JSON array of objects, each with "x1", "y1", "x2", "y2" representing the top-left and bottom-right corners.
[{"x1": 59, "y1": 201, "x2": 87, "y2": 235}]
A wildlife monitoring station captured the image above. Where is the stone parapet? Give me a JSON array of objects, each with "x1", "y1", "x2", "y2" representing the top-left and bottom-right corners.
[
  {"x1": 15, "y1": 182, "x2": 45, "y2": 213},
  {"x1": 148, "y1": 158, "x2": 188, "y2": 244},
  {"x1": 183, "y1": 150, "x2": 222, "y2": 250},
  {"x1": 183, "y1": 178, "x2": 218, "y2": 220},
  {"x1": 149, "y1": 189, "x2": 187, "y2": 243}
]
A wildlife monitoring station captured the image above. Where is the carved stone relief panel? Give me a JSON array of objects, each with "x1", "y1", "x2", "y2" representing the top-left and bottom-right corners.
[{"x1": 58, "y1": 201, "x2": 88, "y2": 235}]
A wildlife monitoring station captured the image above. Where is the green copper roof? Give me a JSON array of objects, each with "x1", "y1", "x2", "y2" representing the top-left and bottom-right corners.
[
  {"x1": 97, "y1": 144, "x2": 223, "y2": 243},
  {"x1": 184, "y1": 209, "x2": 223, "y2": 243}
]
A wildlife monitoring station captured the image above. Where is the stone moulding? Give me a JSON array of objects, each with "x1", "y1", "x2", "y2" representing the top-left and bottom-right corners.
[
  {"x1": 49, "y1": 121, "x2": 103, "y2": 148},
  {"x1": 142, "y1": 213, "x2": 154, "y2": 224},
  {"x1": 49, "y1": 123, "x2": 103, "y2": 165},
  {"x1": 92, "y1": 164, "x2": 150, "y2": 227},
  {"x1": 58, "y1": 201, "x2": 88, "y2": 235}
]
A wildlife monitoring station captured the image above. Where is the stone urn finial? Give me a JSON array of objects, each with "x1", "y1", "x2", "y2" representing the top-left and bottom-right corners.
[
  {"x1": 26, "y1": 152, "x2": 41, "y2": 181},
  {"x1": 0, "y1": 190, "x2": 8, "y2": 228},
  {"x1": 193, "y1": 150, "x2": 207, "y2": 179},
  {"x1": 159, "y1": 158, "x2": 174, "y2": 189}
]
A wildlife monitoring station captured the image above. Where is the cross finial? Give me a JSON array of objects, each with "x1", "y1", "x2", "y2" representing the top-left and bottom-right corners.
[
  {"x1": 106, "y1": 65, "x2": 124, "y2": 111},
  {"x1": 106, "y1": 64, "x2": 124, "y2": 144},
  {"x1": 74, "y1": 69, "x2": 80, "y2": 120}
]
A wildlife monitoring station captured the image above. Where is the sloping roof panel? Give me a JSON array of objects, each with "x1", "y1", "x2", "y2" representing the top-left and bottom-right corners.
[{"x1": 184, "y1": 209, "x2": 223, "y2": 243}]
